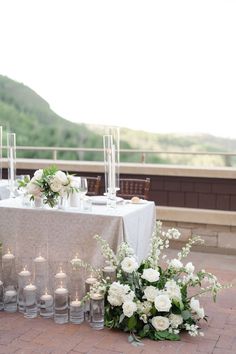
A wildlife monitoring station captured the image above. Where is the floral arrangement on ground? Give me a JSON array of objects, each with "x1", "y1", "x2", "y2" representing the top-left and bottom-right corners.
[{"x1": 72, "y1": 221, "x2": 231, "y2": 342}]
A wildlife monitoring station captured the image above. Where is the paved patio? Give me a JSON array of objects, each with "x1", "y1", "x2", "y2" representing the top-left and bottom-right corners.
[{"x1": 0, "y1": 250, "x2": 235, "y2": 354}]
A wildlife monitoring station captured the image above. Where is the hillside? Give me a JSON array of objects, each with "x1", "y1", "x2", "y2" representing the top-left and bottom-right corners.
[
  {"x1": 0, "y1": 75, "x2": 110, "y2": 161},
  {"x1": 1, "y1": 74, "x2": 236, "y2": 166}
]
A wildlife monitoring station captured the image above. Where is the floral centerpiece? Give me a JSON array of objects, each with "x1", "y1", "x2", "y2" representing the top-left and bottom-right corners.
[
  {"x1": 25, "y1": 165, "x2": 79, "y2": 208},
  {"x1": 72, "y1": 221, "x2": 230, "y2": 341}
]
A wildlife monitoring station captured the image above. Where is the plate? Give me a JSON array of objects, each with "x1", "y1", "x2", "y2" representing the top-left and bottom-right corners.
[{"x1": 90, "y1": 196, "x2": 124, "y2": 205}]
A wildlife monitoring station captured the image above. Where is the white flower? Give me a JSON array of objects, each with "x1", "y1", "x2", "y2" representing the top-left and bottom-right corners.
[
  {"x1": 141, "y1": 268, "x2": 160, "y2": 282},
  {"x1": 185, "y1": 262, "x2": 195, "y2": 274},
  {"x1": 137, "y1": 300, "x2": 152, "y2": 315},
  {"x1": 54, "y1": 170, "x2": 68, "y2": 185},
  {"x1": 26, "y1": 179, "x2": 42, "y2": 197},
  {"x1": 190, "y1": 297, "x2": 200, "y2": 312},
  {"x1": 140, "y1": 314, "x2": 148, "y2": 323},
  {"x1": 169, "y1": 313, "x2": 183, "y2": 328},
  {"x1": 34, "y1": 169, "x2": 43, "y2": 179},
  {"x1": 169, "y1": 258, "x2": 183, "y2": 270},
  {"x1": 107, "y1": 282, "x2": 130, "y2": 306},
  {"x1": 166, "y1": 228, "x2": 181, "y2": 240},
  {"x1": 122, "y1": 301, "x2": 137, "y2": 318},
  {"x1": 151, "y1": 316, "x2": 170, "y2": 331},
  {"x1": 190, "y1": 298, "x2": 205, "y2": 319},
  {"x1": 50, "y1": 180, "x2": 62, "y2": 193},
  {"x1": 197, "y1": 307, "x2": 205, "y2": 319},
  {"x1": 143, "y1": 286, "x2": 160, "y2": 302},
  {"x1": 154, "y1": 294, "x2": 172, "y2": 312},
  {"x1": 123, "y1": 290, "x2": 135, "y2": 302},
  {"x1": 121, "y1": 257, "x2": 138, "y2": 273},
  {"x1": 107, "y1": 295, "x2": 123, "y2": 306},
  {"x1": 165, "y1": 280, "x2": 182, "y2": 301}
]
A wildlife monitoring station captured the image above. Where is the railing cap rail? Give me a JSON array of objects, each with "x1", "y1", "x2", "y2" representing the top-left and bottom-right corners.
[{"x1": 2, "y1": 145, "x2": 236, "y2": 156}]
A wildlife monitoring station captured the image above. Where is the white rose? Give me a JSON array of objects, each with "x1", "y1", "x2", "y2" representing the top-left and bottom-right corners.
[
  {"x1": 34, "y1": 169, "x2": 43, "y2": 179},
  {"x1": 50, "y1": 180, "x2": 62, "y2": 192},
  {"x1": 169, "y1": 259, "x2": 183, "y2": 270},
  {"x1": 190, "y1": 297, "x2": 200, "y2": 312},
  {"x1": 108, "y1": 282, "x2": 130, "y2": 306},
  {"x1": 141, "y1": 268, "x2": 160, "y2": 282},
  {"x1": 185, "y1": 262, "x2": 195, "y2": 274},
  {"x1": 123, "y1": 290, "x2": 135, "y2": 302},
  {"x1": 122, "y1": 301, "x2": 137, "y2": 318},
  {"x1": 190, "y1": 297, "x2": 205, "y2": 319},
  {"x1": 151, "y1": 316, "x2": 170, "y2": 331},
  {"x1": 169, "y1": 313, "x2": 183, "y2": 328},
  {"x1": 154, "y1": 294, "x2": 172, "y2": 312},
  {"x1": 108, "y1": 295, "x2": 123, "y2": 306},
  {"x1": 54, "y1": 170, "x2": 68, "y2": 185},
  {"x1": 121, "y1": 257, "x2": 138, "y2": 273},
  {"x1": 143, "y1": 286, "x2": 160, "y2": 302},
  {"x1": 165, "y1": 280, "x2": 182, "y2": 301},
  {"x1": 27, "y1": 181, "x2": 41, "y2": 197},
  {"x1": 197, "y1": 307, "x2": 205, "y2": 319}
]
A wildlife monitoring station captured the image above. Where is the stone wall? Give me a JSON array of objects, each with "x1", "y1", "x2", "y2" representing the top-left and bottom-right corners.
[{"x1": 157, "y1": 206, "x2": 236, "y2": 255}]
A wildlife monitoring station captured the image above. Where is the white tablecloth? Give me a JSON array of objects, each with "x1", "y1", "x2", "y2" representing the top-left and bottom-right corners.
[
  {"x1": 0, "y1": 180, "x2": 10, "y2": 200},
  {"x1": 0, "y1": 197, "x2": 156, "y2": 284}
]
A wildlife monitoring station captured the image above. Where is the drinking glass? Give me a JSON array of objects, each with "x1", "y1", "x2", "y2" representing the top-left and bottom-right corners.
[
  {"x1": 79, "y1": 177, "x2": 88, "y2": 197},
  {"x1": 16, "y1": 175, "x2": 30, "y2": 199}
]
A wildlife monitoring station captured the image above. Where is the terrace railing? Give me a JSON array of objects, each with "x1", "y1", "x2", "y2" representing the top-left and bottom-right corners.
[{"x1": 1, "y1": 145, "x2": 236, "y2": 166}]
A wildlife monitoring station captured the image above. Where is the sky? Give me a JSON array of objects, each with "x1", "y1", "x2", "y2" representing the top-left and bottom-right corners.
[{"x1": 0, "y1": 0, "x2": 236, "y2": 138}]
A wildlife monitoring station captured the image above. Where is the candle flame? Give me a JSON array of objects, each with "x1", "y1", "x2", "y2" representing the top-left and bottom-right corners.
[
  {"x1": 60, "y1": 281, "x2": 63, "y2": 288},
  {"x1": 7, "y1": 248, "x2": 11, "y2": 254},
  {"x1": 45, "y1": 288, "x2": 48, "y2": 295}
]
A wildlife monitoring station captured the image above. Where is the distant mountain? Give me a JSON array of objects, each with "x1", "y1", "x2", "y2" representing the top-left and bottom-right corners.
[
  {"x1": 1, "y1": 74, "x2": 236, "y2": 166},
  {"x1": 0, "y1": 75, "x2": 111, "y2": 160}
]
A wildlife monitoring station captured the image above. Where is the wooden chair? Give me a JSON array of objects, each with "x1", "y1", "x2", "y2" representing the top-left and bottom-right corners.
[
  {"x1": 117, "y1": 178, "x2": 151, "y2": 200},
  {"x1": 86, "y1": 176, "x2": 102, "y2": 196}
]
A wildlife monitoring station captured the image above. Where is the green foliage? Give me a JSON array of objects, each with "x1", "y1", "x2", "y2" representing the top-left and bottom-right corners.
[{"x1": 0, "y1": 75, "x2": 106, "y2": 160}]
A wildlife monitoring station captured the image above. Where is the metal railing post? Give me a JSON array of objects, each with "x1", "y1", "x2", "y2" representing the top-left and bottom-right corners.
[
  {"x1": 52, "y1": 150, "x2": 57, "y2": 160},
  {"x1": 224, "y1": 155, "x2": 231, "y2": 167},
  {"x1": 141, "y1": 152, "x2": 146, "y2": 163}
]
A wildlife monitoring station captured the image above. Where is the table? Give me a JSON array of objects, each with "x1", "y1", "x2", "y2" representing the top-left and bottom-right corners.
[
  {"x1": 0, "y1": 197, "x2": 156, "y2": 287},
  {"x1": 0, "y1": 180, "x2": 10, "y2": 200}
]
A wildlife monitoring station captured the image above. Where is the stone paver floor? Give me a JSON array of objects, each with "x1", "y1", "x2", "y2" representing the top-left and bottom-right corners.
[{"x1": 0, "y1": 250, "x2": 235, "y2": 354}]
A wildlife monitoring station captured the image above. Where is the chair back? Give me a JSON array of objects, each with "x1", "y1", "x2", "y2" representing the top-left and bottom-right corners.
[
  {"x1": 86, "y1": 176, "x2": 102, "y2": 196},
  {"x1": 117, "y1": 178, "x2": 151, "y2": 200}
]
